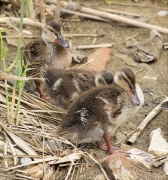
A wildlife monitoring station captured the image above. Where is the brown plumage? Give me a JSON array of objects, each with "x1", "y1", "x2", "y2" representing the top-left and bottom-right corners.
[
  {"x1": 24, "y1": 21, "x2": 72, "y2": 78},
  {"x1": 57, "y1": 68, "x2": 144, "y2": 154},
  {"x1": 42, "y1": 68, "x2": 113, "y2": 109},
  {"x1": 24, "y1": 21, "x2": 72, "y2": 100}
]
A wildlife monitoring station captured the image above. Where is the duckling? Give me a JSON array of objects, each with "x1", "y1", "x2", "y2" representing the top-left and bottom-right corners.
[
  {"x1": 25, "y1": 21, "x2": 71, "y2": 75},
  {"x1": 42, "y1": 68, "x2": 113, "y2": 109},
  {"x1": 24, "y1": 21, "x2": 72, "y2": 98},
  {"x1": 57, "y1": 68, "x2": 144, "y2": 154}
]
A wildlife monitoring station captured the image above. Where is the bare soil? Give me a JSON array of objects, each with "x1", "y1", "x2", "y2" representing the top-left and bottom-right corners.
[{"x1": 0, "y1": 0, "x2": 168, "y2": 179}]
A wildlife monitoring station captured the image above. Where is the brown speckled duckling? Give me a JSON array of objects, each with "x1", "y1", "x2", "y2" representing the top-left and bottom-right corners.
[
  {"x1": 57, "y1": 68, "x2": 144, "y2": 154},
  {"x1": 25, "y1": 21, "x2": 72, "y2": 76},
  {"x1": 42, "y1": 68, "x2": 113, "y2": 109},
  {"x1": 24, "y1": 21, "x2": 72, "y2": 99}
]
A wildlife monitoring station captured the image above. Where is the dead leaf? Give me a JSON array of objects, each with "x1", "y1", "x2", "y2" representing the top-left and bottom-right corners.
[{"x1": 74, "y1": 47, "x2": 111, "y2": 71}]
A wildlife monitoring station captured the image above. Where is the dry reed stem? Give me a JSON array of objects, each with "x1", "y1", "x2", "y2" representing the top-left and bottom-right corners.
[
  {"x1": 54, "y1": 0, "x2": 61, "y2": 23},
  {"x1": 96, "y1": 7, "x2": 141, "y2": 17},
  {"x1": 39, "y1": 0, "x2": 46, "y2": 24},
  {"x1": 6, "y1": 135, "x2": 18, "y2": 165},
  {"x1": 0, "y1": 17, "x2": 44, "y2": 29},
  {"x1": 65, "y1": 163, "x2": 73, "y2": 180},
  {"x1": 75, "y1": 44, "x2": 113, "y2": 49},
  {"x1": 4, "y1": 138, "x2": 8, "y2": 168}
]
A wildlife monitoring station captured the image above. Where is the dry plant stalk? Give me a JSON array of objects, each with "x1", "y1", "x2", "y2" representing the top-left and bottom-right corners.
[
  {"x1": 0, "y1": 73, "x2": 41, "y2": 80},
  {"x1": 75, "y1": 44, "x2": 113, "y2": 49},
  {"x1": 39, "y1": 0, "x2": 46, "y2": 24},
  {"x1": 96, "y1": 7, "x2": 141, "y2": 17},
  {"x1": 128, "y1": 97, "x2": 168, "y2": 144},
  {"x1": 54, "y1": 0, "x2": 61, "y2": 23},
  {"x1": 0, "y1": 17, "x2": 44, "y2": 29}
]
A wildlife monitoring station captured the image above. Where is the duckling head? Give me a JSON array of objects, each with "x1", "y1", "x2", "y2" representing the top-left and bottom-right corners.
[
  {"x1": 114, "y1": 68, "x2": 140, "y2": 106},
  {"x1": 42, "y1": 21, "x2": 69, "y2": 48},
  {"x1": 95, "y1": 70, "x2": 113, "y2": 86}
]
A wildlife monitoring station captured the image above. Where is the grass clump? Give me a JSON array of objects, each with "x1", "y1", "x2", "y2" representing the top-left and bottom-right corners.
[{"x1": 0, "y1": 0, "x2": 28, "y2": 126}]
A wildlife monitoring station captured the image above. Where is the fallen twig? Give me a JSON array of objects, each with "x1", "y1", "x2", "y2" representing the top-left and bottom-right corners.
[
  {"x1": 128, "y1": 97, "x2": 168, "y2": 144},
  {"x1": 0, "y1": 17, "x2": 44, "y2": 29},
  {"x1": 0, "y1": 73, "x2": 42, "y2": 80},
  {"x1": 75, "y1": 44, "x2": 113, "y2": 49},
  {"x1": 96, "y1": 7, "x2": 141, "y2": 17},
  {"x1": 64, "y1": 33, "x2": 104, "y2": 38}
]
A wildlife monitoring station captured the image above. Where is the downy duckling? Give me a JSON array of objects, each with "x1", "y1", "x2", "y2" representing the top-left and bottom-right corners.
[
  {"x1": 24, "y1": 21, "x2": 72, "y2": 99},
  {"x1": 25, "y1": 21, "x2": 72, "y2": 75},
  {"x1": 42, "y1": 68, "x2": 113, "y2": 109},
  {"x1": 57, "y1": 68, "x2": 144, "y2": 154}
]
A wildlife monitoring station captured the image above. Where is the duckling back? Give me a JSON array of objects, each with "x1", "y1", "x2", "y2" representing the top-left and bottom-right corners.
[
  {"x1": 57, "y1": 85, "x2": 133, "y2": 143},
  {"x1": 42, "y1": 68, "x2": 113, "y2": 109}
]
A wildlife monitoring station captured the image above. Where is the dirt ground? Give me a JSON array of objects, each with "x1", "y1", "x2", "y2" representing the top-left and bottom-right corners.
[{"x1": 0, "y1": 0, "x2": 168, "y2": 179}]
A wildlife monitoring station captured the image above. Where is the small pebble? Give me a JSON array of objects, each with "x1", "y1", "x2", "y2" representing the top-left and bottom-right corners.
[
  {"x1": 148, "y1": 128, "x2": 168, "y2": 157},
  {"x1": 157, "y1": 10, "x2": 168, "y2": 17},
  {"x1": 20, "y1": 157, "x2": 32, "y2": 164}
]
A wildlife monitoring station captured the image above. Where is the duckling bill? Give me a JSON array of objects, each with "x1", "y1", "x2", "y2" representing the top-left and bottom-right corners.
[
  {"x1": 42, "y1": 68, "x2": 113, "y2": 109},
  {"x1": 57, "y1": 68, "x2": 144, "y2": 154}
]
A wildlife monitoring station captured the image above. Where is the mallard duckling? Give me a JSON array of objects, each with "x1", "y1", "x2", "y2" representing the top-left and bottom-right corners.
[
  {"x1": 24, "y1": 21, "x2": 72, "y2": 99},
  {"x1": 42, "y1": 68, "x2": 113, "y2": 109},
  {"x1": 57, "y1": 68, "x2": 144, "y2": 154},
  {"x1": 25, "y1": 21, "x2": 72, "y2": 76}
]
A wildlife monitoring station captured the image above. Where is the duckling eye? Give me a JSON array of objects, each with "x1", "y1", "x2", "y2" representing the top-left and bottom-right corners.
[{"x1": 49, "y1": 28, "x2": 54, "y2": 33}]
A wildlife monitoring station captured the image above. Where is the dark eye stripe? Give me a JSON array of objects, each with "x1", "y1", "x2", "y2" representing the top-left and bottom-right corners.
[
  {"x1": 121, "y1": 74, "x2": 133, "y2": 89},
  {"x1": 47, "y1": 26, "x2": 57, "y2": 34}
]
